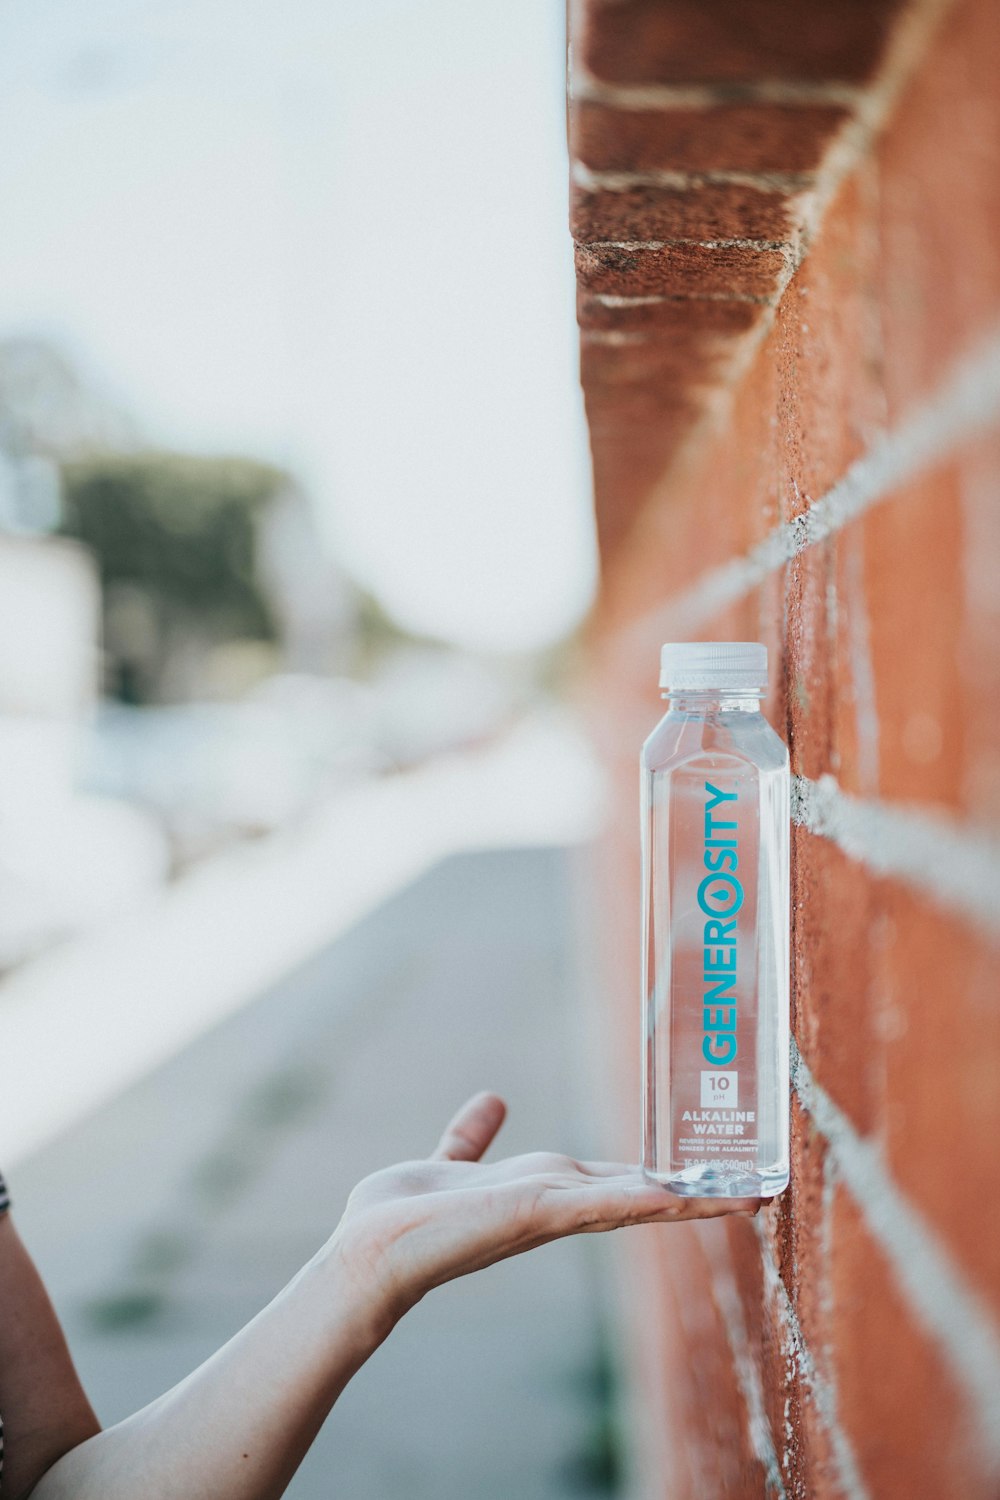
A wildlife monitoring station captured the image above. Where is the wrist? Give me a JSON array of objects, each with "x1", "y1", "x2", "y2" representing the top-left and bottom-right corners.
[{"x1": 306, "y1": 1230, "x2": 406, "y2": 1360}]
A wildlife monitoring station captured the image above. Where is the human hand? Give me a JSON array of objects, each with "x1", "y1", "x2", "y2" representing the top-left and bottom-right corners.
[{"x1": 328, "y1": 1091, "x2": 760, "y2": 1325}]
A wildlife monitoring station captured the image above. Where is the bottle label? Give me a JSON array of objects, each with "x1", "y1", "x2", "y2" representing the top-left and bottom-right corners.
[
  {"x1": 700, "y1": 1069, "x2": 737, "y2": 1107},
  {"x1": 669, "y1": 777, "x2": 760, "y2": 1173}
]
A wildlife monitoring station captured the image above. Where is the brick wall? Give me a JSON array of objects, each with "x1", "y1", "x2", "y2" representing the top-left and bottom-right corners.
[{"x1": 569, "y1": 1, "x2": 1000, "y2": 1496}]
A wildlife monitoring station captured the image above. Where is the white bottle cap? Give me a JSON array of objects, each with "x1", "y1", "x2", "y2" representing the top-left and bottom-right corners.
[{"x1": 659, "y1": 641, "x2": 768, "y2": 691}]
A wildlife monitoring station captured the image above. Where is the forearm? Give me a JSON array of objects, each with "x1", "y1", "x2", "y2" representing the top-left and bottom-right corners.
[
  {"x1": 0, "y1": 1216, "x2": 100, "y2": 1500},
  {"x1": 28, "y1": 1237, "x2": 394, "y2": 1500}
]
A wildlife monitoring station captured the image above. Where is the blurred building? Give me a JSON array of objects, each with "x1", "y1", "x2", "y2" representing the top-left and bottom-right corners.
[
  {"x1": 0, "y1": 336, "x2": 135, "y2": 534},
  {"x1": 0, "y1": 534, "x2": 167, "y2": 967}
]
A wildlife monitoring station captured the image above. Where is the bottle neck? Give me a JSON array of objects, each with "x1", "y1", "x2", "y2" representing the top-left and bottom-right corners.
[{"x1": 663, "y1": 689, "x2": 763, "y2": 714}]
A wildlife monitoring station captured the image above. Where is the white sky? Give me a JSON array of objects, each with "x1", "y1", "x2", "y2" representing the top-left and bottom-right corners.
[{"x1": 0, "y1": 0, "x2": 597, "y2": 651}]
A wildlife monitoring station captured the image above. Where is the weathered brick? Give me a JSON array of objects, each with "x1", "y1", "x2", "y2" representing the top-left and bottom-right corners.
[
  {"x1": 784, "y1": 542, "x2": 837, "y2": 783},
  {"x1": 571, "y1": 179, "x2": 801, "y2": 245},
  {"x1": 756, "y1": 1122, "x2": 844, "y2": 1490},
  {"x1": 861, "y1": 458, "x2": 967, "y2": 814},
  {"x1": 772, "y1": 166, "x2": 886, "y2": 511},
  {"x1": 581, "y1": 331, "x2": 735, "y2": 391},
  {"x1": 829, "y1": 531, "x2": 880, "y2": 796},
  {"x1": 577, "y1": 291, "x2": 760, "y2": 337},
  {"x1": 724, "y1": 1216, "x2": 795, "y2": 1485},
  {"x1": 659, "y1": 1223, "x2": 774, "y2": 1498},
  {"x1": 577, "y1": 0, "x2": 907, "y2": 86},
  {"x1": 830, "y1": 1186, "x2": 993, "y2": 1500},
  {"x1": 791, "y1": 833, "x2": 1000, "y2": 1324},
  {"x1": 876, "y1": 0, "x2": 1000, "y2": 416},
  {"x1": 571, "y1": 99, "x2": 850, "y2": 175},
  {"x1": 790, "y1": 833, "x2": 884, "y2": 1136},
  {"x1": 608, "y1": 326, "x2": 782, "y2": 599},
  {"x1": 575, "y1": 240, "x2": 787, "y2": 300},
  {"x1": 587, "y1": 422, "x2": 692, "y2": 560},
  {"x1": 876, "y1": 883, "x2": 1000, "y2": 1315},
  {"x1": 953, "y1": 430, "x2": 1000, "y2": 830}
]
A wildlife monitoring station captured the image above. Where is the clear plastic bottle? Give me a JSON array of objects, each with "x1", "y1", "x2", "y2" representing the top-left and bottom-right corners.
[{"x1": 641, "y1": 642, "x2": 790, "y2": 1198}]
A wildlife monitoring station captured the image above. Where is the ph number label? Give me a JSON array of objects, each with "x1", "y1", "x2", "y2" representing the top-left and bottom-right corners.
[{"x1": 701, "y1": 1070, "x2": 738, "y2": 1108}]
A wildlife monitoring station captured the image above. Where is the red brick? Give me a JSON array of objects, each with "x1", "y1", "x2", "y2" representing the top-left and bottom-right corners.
[
  {"x1": 791, "y1": 847, "x2": 1000, "y2": 1323},
  {"x1": 830, "y1": 1186, "x2": 995, "y2": 1500},
  {"x1": 790, "y1": 834, "x2": 885, "y2": 1137},
  {"x1": 829, "y1": 522, "x2": 882, "y2": 798},
  {"x1": 658, "y1": 1223, "x2": 773, "y2": 1498},
  {"x1": 953, "y1": 431, "x2": 1000, "y2": 830},
  {"x1": 861, "y1": 458, "x2": 967, "y2": 814},
  {"x1": 571, "y1": 99, "x2": 850, "y2": 175},
  {"x1": 571, "y1": 179, "x2": 801, "y2": 244},
  {"x1": 875, "y1": 885, "x2": 1000, "y2": 1316},
  {"x1": 753, "y1": 1130, "x2": 847, "y2": 1495},
  {"x1": 577, "y1": 290, "x2": 760, "y2": 337},
  {"x1": 771, "y1": 166, "x2": 886, "y2": 511},
  {"x1": 581, "y1": 331, "x2": 736, "y2": 390},
  {"x1": 724, "y1": 1216, "x2": 801, "y2": 1484},
  {"x1": 845, "y1": 433, "x2": 1000, "y2": 827},
  {"x1": 610, "y1": 324, "x2": 783, "y2": 594},
  {"x1": 587, "y1": 422, "x2": 692, "y2": 560},
  {"x1": 876, "y1": 0, "x2": 1000, "y2": 418},
  {"x1": 578, "y1": 0, "x2": 907, "y2": 86},
  {"x1": 779, "y1": 805, "x2": 1000, "y2": 1324},
  {"x1": 784, "y1": 542, "x2": 837, "y2": 782},
  {"x1": 575, "y1": 240, "x2": 786, "y2": 300}
]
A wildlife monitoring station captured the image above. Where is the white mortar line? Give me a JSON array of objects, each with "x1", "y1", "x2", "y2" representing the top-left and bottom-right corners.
[
  {"x1": 755, "y1": 1220, "x2": 871, "y2": 1500},
  {"x1": 583, "y1": 290, "x2": 774, "y2": 307},
  {"x1": 570, "y1": 69, "x2": 865, "y2": 112},
  {"x1": 620, "y1": 329, "x2": 1000, "y2": 640},
  {"x1": 580, "y1": 329, "x2": 733, "y2": 356},
  {"x1": 792, "y1": 1041, "x2": 1000, "y2": 1469},
  {"x1": 572, "y1": 161, "x2": 815, "y2": 195},
  {"x1": 841, "y1": 531, "x2": 881, "y2": 796},
  {"x1": 699, "y1": 1228, "x2": 788, "y2": 1498},
  {"x1": 581, "y1": 236, "x2": 790, "y2": 254},
  {"x1": 582, "y1": 329, "x2": 663, "y2": 347},
  {"x1": 792, "y1": 772, "x2": 1000, "y2": 938}
]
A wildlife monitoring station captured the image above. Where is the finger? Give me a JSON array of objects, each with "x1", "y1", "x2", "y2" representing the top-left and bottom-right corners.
[
  {"x1": 542, "y1": 1181, "x2": 761, "y2": 1234},
  {"x1": 486, "y1": 1155, "x2": 651, "y2": 1187},
  {"x1": 432, "y1": 1091, "x2": 507, "y2": 1162},
  {"x1": 615, "y1": 1180, "x2": 762, "y2": 1220},
  {"x1": 631, "y1": 1191, "x2": 761, "y2": 1223},
  {"x1": 575, "y1": 1159, "x2": 651, "y2": 1179},
  {"x1": 576, "y1": 1169, "x2": 764, "y2": 1216}
]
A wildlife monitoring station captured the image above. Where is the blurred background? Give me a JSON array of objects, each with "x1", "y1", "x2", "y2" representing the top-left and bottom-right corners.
[{"x1": 0, "y1": 3, "x2": 629, "y2": 1497}]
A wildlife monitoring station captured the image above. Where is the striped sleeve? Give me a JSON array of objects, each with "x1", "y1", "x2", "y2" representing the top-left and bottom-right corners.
[{"x1": 0, "y1": 1171, "x2": 9, "y2": 1214}]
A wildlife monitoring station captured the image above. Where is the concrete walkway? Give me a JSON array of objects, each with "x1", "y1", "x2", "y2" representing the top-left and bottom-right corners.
[{"x1": 11, "y1": 847, "x2": 625, "y2": 1499}]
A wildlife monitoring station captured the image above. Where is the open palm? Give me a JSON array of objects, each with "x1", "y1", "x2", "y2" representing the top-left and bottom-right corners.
[{"x1": 331, "y1": 1092, "x2": 759, "y2": 1319}]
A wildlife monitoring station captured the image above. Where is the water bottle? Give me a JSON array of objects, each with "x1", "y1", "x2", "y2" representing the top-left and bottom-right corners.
[{"x1": 641, "y1": 642, "x2": 790, "y2": 1197}]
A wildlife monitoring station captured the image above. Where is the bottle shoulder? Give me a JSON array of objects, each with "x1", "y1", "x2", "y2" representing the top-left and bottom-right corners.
[{"x1": 642, "y1": 709, "x2": 789, "y2": 776}]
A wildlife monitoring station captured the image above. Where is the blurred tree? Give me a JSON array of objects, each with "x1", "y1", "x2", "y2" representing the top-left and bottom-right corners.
[{"x1": 59, "y1": 452, "x2": 287, "y2": 703}]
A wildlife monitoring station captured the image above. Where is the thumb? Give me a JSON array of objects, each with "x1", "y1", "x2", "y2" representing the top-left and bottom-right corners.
[{"x1": 431, "y1": 1091, "x2": 507, "y2": 1161}]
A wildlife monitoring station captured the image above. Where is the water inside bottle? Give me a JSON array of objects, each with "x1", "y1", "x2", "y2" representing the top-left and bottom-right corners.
[{"x1": 642, "y1": 701, "x2": 789, "y2": 1197}]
